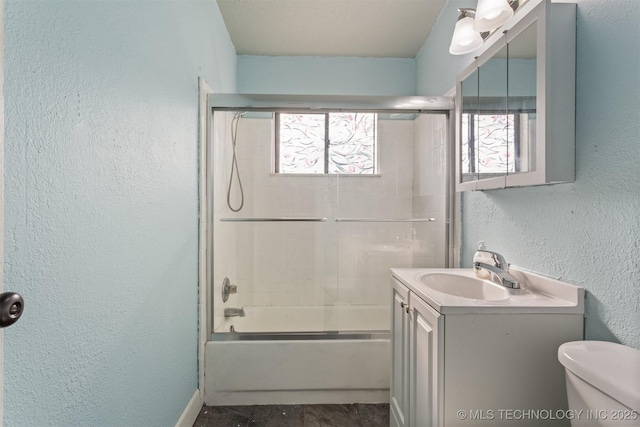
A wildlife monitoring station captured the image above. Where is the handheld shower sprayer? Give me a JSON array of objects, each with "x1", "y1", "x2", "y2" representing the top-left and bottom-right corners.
[{"x1": 227, "y1": 111, "x2": 246, "y2": 212}]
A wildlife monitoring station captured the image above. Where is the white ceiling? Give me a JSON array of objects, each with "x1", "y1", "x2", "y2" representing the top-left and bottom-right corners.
[{"x1": 216, "y1": 0, "x2": 447, "y2": 58}]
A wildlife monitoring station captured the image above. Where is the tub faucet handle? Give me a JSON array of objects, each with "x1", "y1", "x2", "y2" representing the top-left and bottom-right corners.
[{"x1": 222, "y1": 277, "x2": 237, "y2": 302}]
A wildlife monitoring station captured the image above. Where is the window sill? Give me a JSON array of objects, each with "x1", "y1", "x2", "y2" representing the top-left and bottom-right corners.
[{"x1": 270, "y1": 173, "x2": 382, "y2": 178}]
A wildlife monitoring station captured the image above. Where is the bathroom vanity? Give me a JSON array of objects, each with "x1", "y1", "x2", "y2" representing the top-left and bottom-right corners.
[{"x1": 390, "y1": 268, "x2": 585, "y2": 427}]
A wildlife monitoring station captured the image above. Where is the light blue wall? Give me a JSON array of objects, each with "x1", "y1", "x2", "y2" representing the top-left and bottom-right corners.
[
  {"x1": 417, "y1": 0, "x2": 640, "y2": 348},
  {"x1": 416, "y1": 0, "x2": 477, "y2": 95},
  {"x1": 237, "y1": 55, "x2": 416, "y2": 95},
  {"x1": 461, "y1": 58, "x2": 536, "y2": 97},
  {"x1": 4, "y1": 1, "x2": 236, "y2": 426}
]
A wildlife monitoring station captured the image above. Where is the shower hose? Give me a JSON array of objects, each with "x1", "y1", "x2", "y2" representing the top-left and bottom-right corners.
[{"x1": 227, "y1": 112, "x2": 245, "y2": 212}]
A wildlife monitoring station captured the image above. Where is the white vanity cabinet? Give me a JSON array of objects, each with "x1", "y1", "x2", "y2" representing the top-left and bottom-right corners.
[
  {"x1": 391, "y1": 280, "x2": 442, "y2": 427},
  {"x1": 390, "y1": 281, "x2": 410, "y2": 427},
  {"x1": 390, "y1": 270, "x2": 585, "y2": 427}
]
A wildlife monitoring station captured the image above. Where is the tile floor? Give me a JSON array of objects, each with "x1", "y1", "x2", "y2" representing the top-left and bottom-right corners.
[{"x1": 193, "y1": 403, "x2": 390, "y2": 427}]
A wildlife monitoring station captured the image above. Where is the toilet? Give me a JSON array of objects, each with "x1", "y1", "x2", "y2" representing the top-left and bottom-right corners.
[{"x1": 558, "y1": 341, "x2": 640, "y2": 426}]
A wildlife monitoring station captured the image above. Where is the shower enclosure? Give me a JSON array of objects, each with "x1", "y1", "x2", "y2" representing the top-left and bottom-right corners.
[{"x1": 203, "y1": 94, "x2": 454, "y2": 405}]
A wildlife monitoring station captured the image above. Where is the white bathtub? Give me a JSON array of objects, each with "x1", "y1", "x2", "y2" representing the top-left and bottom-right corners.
[{"x1": 204, "y1": 305, "x2": 390, "y2": 406}]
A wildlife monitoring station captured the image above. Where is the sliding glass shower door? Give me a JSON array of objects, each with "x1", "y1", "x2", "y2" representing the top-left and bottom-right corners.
[{"x1": 210, "y1": 108, "x2": 450, "y2": 335}]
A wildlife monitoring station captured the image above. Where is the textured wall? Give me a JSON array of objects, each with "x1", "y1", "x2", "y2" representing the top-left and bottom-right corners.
[
  {"x1": 417, "y1": 0, "x2": 640, "y2": 348},
  {"x1": 237, "y1": 55, "x2": 416, "y2": 95},
  {"x1": 415, "y1": 0, "x2": 476, "y2": 95},
  {"x1": 3, "y1": 1, "x2": 236, "y2": 426}
]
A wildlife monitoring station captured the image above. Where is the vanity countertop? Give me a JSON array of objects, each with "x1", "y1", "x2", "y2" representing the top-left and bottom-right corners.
[{"x1": 391, "y1": 267, "x2": 585, "y2": 314}]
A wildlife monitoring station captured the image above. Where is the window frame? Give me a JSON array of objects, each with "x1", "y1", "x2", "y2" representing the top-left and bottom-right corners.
[
  {"x1": 274, "y1": 111, "x2": 378, "y2": 175},
  {"x1": 460, "y1": 109, "x2": 534, "y2": 177}
]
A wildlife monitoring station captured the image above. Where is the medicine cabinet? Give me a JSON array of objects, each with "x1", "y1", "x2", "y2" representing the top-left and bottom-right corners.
[{"x1": 455, "y1": 0, "x2": 576, "y2": 191}]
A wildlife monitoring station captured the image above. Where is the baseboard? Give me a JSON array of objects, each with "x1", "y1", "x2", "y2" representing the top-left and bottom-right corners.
[
  {"x1": 175, "y1": 389, "x2": 203, "y2": 427},
  {"x1": 206, "y1": 389, "x2": 390, "y2": 406}
]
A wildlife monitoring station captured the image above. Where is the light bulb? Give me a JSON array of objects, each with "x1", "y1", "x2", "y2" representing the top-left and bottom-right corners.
[
  {"x1": 484, "y1": 11, "x2": 503, "y2": 20},
  {"x1": 449, "y1": 15, "x2": 483, "y2": 55},
  {"x1": 474, "y1": 0, "x2": 514, "y2": 32}
]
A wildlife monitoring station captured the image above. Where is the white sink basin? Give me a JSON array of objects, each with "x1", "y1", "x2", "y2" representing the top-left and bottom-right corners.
[
  {"x1": 419, "y1": 273, "x2": 510, "y2": 301},
  {"x1": 392, "y1": 267, "x2": 585, "y2": 314}
]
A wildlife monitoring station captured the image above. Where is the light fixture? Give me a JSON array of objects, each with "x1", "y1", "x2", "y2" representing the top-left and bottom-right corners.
[
  {"x1": 449, "y1": 9, "x2": 484, "y2": 55},
  {"x1": 474, "y1": 0, "x2": 514, "y2": 32}
]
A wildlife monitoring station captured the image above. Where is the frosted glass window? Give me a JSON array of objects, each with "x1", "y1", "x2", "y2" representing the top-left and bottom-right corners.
[
  {"x1": 477, "y1": 113, "x2": 514, "y2": 174},
  {"x1": 276, "y1": 112, "x2": 377, "y2": 174},
  {"x1": 461, "y1": 113, "x2": 515, "y2": 175}
]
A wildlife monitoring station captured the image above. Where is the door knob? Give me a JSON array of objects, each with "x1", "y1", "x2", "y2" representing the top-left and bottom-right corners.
[{"x1": 0, "y1": 292, "x2": 24, "y2": 328}]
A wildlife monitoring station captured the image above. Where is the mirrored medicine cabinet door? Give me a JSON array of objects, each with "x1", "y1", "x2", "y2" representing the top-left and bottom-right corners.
[
  {"x1": 459, "y1": 67, "x2": 479, "y2": 185},
  {"x1": 507, "y1": 22, "x2": 538, "y2": 178},
  {"x1": 457, "y1": 20, "x2": 538, "y2": 191},
  {"x1": 477, "y1": 43, "x2": 509, "y2": 186}
]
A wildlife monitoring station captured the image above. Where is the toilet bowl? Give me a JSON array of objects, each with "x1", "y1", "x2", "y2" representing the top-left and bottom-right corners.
[{"x1": 558, "y1": 341, "x2": 640, "y2": 426}]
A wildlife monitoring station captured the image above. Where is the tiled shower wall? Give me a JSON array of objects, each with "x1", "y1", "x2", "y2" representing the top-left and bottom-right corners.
[
  {"x1": 413, "y1": 114, "x2": 448, "y2": 268},
  {"x1": 212, "y1": 113, "x2": 447, "y2": 331}
]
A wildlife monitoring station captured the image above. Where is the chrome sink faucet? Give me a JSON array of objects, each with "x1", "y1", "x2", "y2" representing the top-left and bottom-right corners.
[{"x1": 473, "y1": 249, "x2": 520, "y2": 289}]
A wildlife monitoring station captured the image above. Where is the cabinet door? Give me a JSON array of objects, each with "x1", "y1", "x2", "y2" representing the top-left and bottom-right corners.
[
  {"x1": 476, "y1": 41, "x2": 509, "y2": 190},
  {"x1": 409, "y1": 294, "x2": 442, "y2": 427},
  {"x1": 390, "y1": 280, "x2": 410, "y2": 427},
  {"x1": 506, "y1": 21, "x2": 538, "y2": 182},
  {"x1": 457, "y1": 66, "x2": 480, "y2": 190}
]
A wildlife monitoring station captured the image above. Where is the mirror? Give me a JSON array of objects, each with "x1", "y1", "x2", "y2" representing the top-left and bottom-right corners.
[
  {"x1": 477, "y1": 43, "x2": 509, "y2": 182},
  {"x1": 507, "y1": 22, "x2": 537, "y2": 175},
  {"x1": 460, "y1": 68, "x2": 479, "y2": 183},
  {"x1": 455, "y1": 0, "x2": 575, "y2": 191},
  {"x1": 457, "y1": 21, "x2": 538, "y2": 188}
]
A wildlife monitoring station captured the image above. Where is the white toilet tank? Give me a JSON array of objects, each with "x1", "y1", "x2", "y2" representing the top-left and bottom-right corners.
[{"x1": 558, "y1": 341, "x2": 640, "y2": 426}]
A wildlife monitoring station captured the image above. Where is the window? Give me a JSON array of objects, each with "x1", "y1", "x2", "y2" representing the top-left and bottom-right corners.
[
  {"x1": 461, "y1": 113, "x2": 514, "y2": 175},
  {"x1": 275, "y1": 112, "x2": 377, "y2": 174},
  {"x1": 461, "y1": 111, "x2": 534, "y2": 176}
]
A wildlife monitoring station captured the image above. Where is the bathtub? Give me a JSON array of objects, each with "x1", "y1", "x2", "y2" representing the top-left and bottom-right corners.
[{"x1": 204, "y1": 304, "x2": 391, "y2": 406}]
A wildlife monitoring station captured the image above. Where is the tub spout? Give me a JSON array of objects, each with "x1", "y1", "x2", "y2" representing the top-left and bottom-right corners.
[{"x1": 224, "y1": 307, "x2": 245, "y2": 318}]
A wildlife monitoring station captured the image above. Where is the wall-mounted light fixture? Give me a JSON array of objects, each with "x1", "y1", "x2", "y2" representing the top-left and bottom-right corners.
[
  {"x1": 449, "y1": 0, "x2": 520, "y2": 55},
  {"x1": 474, "y1": 0, "x2": 514, "y2": 32},
  {"x1": 448, "y1": 9, "x2": 484, "y2": 55}
]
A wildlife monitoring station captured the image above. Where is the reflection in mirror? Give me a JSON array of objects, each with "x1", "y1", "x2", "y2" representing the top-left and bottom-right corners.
[
  {"x1": 477, "y1": 43, "x2": 509, "y2": 181},
  {"x1": 508, "y1": 22, "x2": 537, "y2": 175},
  {"x1": 460, "y1": 68, "x2": 479, "y2": 183}
]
